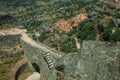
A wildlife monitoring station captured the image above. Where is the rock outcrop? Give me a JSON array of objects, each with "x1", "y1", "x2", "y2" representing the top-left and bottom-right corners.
[
  {"x1": 64, "y1": 41, "x2": 120, "y2": 80},
  {"x1": 0, "y1": 28, "x2": 119, "y2": 80},
  {"x1": 21, "y1": 32, "x2": 120, "y2": 80}
]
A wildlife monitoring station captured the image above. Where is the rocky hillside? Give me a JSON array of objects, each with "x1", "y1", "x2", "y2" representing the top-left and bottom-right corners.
[{"x1": 0, "y1": 0, "x2": 120, "y2": 80}]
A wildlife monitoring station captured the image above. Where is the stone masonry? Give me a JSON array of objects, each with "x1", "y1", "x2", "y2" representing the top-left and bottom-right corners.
[{"x1": 21, "y1": 32, "x2": 120, "y2": 80}]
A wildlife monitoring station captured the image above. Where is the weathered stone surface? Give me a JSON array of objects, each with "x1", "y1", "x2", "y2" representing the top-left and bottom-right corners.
[
  {"x1": 63, "y1": 41, "x2": 120, "y2": 80},
  {"x1": 21, "y1": 33, "x2": 63, "y2": 80},
  {"x1": 21, "y1": 32, "x2": 120, "y2": 80}
]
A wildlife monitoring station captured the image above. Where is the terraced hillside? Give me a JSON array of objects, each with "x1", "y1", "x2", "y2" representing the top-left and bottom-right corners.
[{"x1": 0, "y1": 0, "x2": 120, "y2": 52}]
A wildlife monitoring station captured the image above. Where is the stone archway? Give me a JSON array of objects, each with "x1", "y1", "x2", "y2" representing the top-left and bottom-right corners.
[
  {"x1": 32, "y1": 63, "x2": 40, "y2": 73},
  {"x1": 7, "y1": 59, "x2": 27, "y2": 80},
  {"x1": 15, "y1": 63, "x2": 28, "y2": 80}
]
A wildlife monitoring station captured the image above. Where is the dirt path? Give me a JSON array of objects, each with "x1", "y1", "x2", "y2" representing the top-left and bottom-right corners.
[
  {"x1": 96, "y1": 33, "x2": 101, "y2": 41},
  {"x1": 74, "y1": 37, "x2": 80, "y2": 49},
  {"x1": 0, "y1": 28, "x2": 27, "y2": 35}
]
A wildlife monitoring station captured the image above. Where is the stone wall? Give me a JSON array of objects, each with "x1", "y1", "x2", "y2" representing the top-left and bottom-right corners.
[
  {"x1": 0, "y1": 31, "x2": 23, "y2": 60},
  {"x1": 0, "y1": 34, "x2": 21, "y2": 49},
  {"x1": 21, "y1": 33, "x2": 63, "y2": 80}
]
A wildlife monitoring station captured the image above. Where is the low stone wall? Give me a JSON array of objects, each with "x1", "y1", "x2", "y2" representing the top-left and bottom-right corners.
[
  {"x1": 0, "y1": 34, "x2": 21, "y2": 49},
  {"x1": 0, "y1": 29, "x2": 24, "y2": 60}
]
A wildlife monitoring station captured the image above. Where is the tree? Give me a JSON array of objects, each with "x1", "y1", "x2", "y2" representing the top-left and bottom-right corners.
[
  {"x1": 67, "y1": 27, "x2": 77, "y2": 36},
  {"x1": 60, "y1": 38, "x2": 77, "y2": 53},
  {"x1": 77, "y1": 22, "x2": 96, "y2": 40},
  {"x1": 38, "y1": 33, "x2": 47, "y2": 42},
  {"x1": 101, "y1": 28, "x2": 112, "y2": 41},
  {"x1": 97, "y1": 24, "x2": 104, "y2": 34},
  {"x1": 110, "y1": 29, "x2": 120, "y2": 42}
]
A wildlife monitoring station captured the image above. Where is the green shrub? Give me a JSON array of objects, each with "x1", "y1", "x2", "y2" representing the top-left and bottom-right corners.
[
  {"x1": 3, "y1": 57, "x2": 21, "y2": 64},
  {"x1": 77, "y1": 22, "x2": 96, "y2": 40},
  {"x1": 67, "y1": 27, "x2": 77, "y2": 36},
  {"x1": 97, "y1": 24, "x2": 104, "y2": 34},
  {"x1": 110, "y1": 29, "x2": 120, "y2": 42},
  {"x1": 60, "y1": 38, "x2": 77, "y2": 53},
  {"x1": 101, "y1": 28, "x2": 112, "y2": 41},
  {"x1": 38, "y1": 33, "x2": 47, "y2": 42}
]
